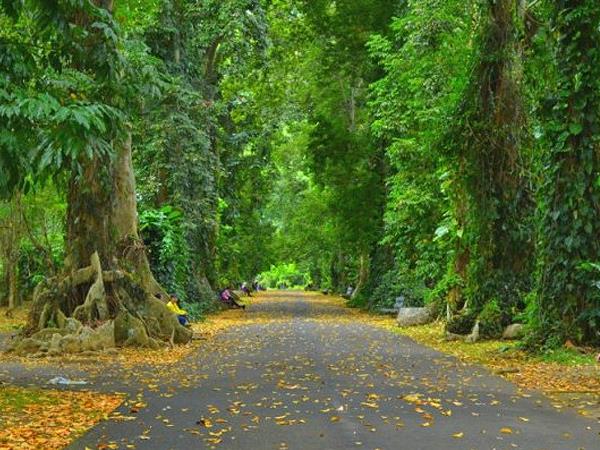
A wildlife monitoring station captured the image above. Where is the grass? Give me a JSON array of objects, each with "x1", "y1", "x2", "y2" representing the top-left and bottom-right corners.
[
  {"x1": 393, "y1": 322, "x2": 515, "y2": 365},
  {"x1": 537, "y1": 347, "x2": 596, "y2": 366},
  {"x1": 0, "y1": 386, "x2": 61, "y2": 412},
  {"x1": 386, "y1": 321, "x2": 600, "y2": 394}
]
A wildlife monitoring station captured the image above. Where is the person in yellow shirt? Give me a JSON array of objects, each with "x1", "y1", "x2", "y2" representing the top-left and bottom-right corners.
[{"x1": 166, "y1": 295, "x2": 189, "y2": 326}]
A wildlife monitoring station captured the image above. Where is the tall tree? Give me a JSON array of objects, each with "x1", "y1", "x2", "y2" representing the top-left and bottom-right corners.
[
  {"x1": 0, "y1": 194, "x2": 23, "y2": 310},
  {"x1": 443, "y1": 0, "x2": 532, "y2": 337},
  {"x1": 131, "y1": 0, "x2": 268, "y2": 293},
  {"x1": 0, "y1": 0, "x2": 191, "y2": 354},
  {"x1": 367, "y1": 0, "x2": 476, "y2": 309}
]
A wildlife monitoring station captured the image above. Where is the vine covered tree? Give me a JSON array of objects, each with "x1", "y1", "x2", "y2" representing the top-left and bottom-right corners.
[
  {"x1": 530, "y1": 0, "x2": 600, "y2": 346},
  {"x1": 444, "y1": 0, "x2": 533, "y2": 337}
]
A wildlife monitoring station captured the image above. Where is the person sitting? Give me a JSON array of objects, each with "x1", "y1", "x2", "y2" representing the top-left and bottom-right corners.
[
  {"x1": 220, "y1": 287, "x2": 245, "y2": 309},
  {"x1": 166, "y1": 295, "x2": 190, "y2": 326},
  {"x1": 241, "y1": 281, "x2": 252, "y2": 297}
]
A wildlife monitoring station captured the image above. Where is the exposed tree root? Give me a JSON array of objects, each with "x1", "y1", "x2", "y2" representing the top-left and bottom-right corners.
[{"x1": 9, "y1": 251, "x2": 192, "y2": 356}]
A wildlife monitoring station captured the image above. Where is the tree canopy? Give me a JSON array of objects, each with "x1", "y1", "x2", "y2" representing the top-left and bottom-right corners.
[{"x1": 2, "y1": 0, "x2": 600, "y2": 351}]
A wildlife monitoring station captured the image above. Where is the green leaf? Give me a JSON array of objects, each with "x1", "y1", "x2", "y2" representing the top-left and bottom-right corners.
[{"x1": 569, "y1": 122, "x2": 583, "y2": 135}]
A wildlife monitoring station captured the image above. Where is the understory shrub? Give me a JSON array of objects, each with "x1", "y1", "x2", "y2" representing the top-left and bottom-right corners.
[{"x1": 477, "y1": 299, "x2": 504, "y2": 338}]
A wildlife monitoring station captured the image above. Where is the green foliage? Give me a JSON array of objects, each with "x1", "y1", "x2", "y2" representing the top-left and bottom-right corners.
[
  {"x1": 368, "y1": 0, "x2": 476, "y2": 307},
  {"x1": 446, "y1": 309, "x2": 477, "y2": 335},
  {"x1": 528, "y1": 0, "x2": 600, "y2": 347},
  {"x1": 0, "y1": 0, "x2": 127, "y2": 195},
  {"x1": 17, "y1": 239, "x2": 62, "y2": 296},
  {"x1": 179, "y1": 300, "x2": 213, "y2": 322},
  {"x1": 139, "y1": 205, "x2": 190, "y2": 300},
  {"x1": 257, "y1": 263, "x2": 310, "y2": 289},
  {"x1": 127, "y1": 0, "x2": 270, "y2": 289},
  {"x1": 538, "y1": 347, "x2": 596, "y2": 366},
  {"x1": 3, "y1": 0, "x2": 600, "y2": 352},
  {"x1": 477, "y1": 299, "x2": 504, "y2": 339},
  {"x1": 441, "y1": 0, "x2": 534, "y2": 326},
  {"x1": 0, "y1": 187, "x2": 65, "y2": 305}
]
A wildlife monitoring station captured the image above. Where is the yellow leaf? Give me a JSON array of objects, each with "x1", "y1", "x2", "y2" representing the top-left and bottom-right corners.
[
  {"x1": 500, "y1": 427, "x2": 513, "y2": 434},
  {"x1": 452, "y1": 432, "x2": 464, "y2": 439},
  {"x1": 199, "y1": 418, "x2": 213, "y2": 428},
  {"x1": 360, "y1": 401, "x2": 378, "y2": 409}
]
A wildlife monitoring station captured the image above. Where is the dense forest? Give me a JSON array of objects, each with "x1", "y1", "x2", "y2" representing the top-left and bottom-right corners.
[{"x1": 1, "y1": 0, "x2": 600, "y2": 351}]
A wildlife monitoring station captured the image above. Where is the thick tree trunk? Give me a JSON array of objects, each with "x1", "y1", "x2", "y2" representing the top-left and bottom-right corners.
[
  {"x1": 7, "y1": 0, "x2": 191, "y2": 355},
  {"x1": 447, "y1": 0, "x2": 530, "y2": 335},
  {"x1": 113, "y1": 132, "x2": 164, "y2": 295},
  {"x1": 14, "y1": 133, "x2": 192, "y2": 356},
  {"x1": 65, "y1": 156, "x2": 114, "y2": 272}
]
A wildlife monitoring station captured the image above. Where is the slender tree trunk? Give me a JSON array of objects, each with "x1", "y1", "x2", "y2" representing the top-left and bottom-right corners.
[
  {"x1": 1, "y1": 194, "x2": 22, "y2": 311},
  {"x1": 7, "y1": 264, "x2": 16, "y2": 310},
  {"x1": 113, "y1": 132, "x2": 163, "y2": 295},
  {"x1": 351, "y1": 252, "x2": 370, "y2": 300}
]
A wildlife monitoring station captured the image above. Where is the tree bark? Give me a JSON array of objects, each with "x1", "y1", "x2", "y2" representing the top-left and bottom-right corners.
[
  {"x1": 351, "y1": 252, "x2": 370, "y2": 300},
  {"x1": 18, "y1": 133, "x2": 192, "y2": 354},
  {"x1": 1, "y1": 194, "x2": 22, "y2": 311},
  {"x1": 113, "y1": 131, "x2": 163, "y2": 295}
]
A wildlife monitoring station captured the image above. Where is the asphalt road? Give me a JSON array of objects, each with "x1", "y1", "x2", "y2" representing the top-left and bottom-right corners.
[{"x1": 66, "y1": 292, "x2": 598, "y2": 450}]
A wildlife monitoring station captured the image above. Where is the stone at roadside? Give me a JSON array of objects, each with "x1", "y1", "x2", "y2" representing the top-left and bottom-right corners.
[
  {"x1": 397, "y1": 307, "x2": 433, "y2": 327},
  {"x1": 465, "y1": 320, "x2": 480, "y2": 343},
  {"x1": 502, "y1": 323, "x2": 525, "y2": 340}
]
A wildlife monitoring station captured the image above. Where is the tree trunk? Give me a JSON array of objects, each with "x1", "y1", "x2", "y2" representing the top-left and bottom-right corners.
[
  {"x1": 1, "y1": 194, "x2": 22, "y2": 311},
  {"x1": 7, "y1": 0, "x2": 191, "y2": 355},
  {"x1": 351, "y1": 252, "x2": 370, "y2": 300},
  {"x1": 113, "y1": 132, "x2": 164, "y2": 295},
  {"x1": 7, "y1": 262, "x2": 17, "y2": 310},
  {"x1": 15, "y1": 132, "x2": 192, "y2": 356},
  {"x1": 447, "y1": 0, "x2": 530, "y2": 332},
  {"x1": 531, "y1": 0, "x2": 600, "y2": 345}
]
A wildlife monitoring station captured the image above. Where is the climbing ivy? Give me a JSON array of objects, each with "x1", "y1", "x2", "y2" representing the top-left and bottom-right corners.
[
  {"x1": 443, "y1": 0, "x2": 533, "y2": 336},
  {"x1": 529, "y1": 0, "x2": 600, "y2": 346}
]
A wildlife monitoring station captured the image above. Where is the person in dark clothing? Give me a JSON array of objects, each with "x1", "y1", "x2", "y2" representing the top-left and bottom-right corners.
[{"x1": 241, "y1": 281, "x2": 252, "y2": 297}]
